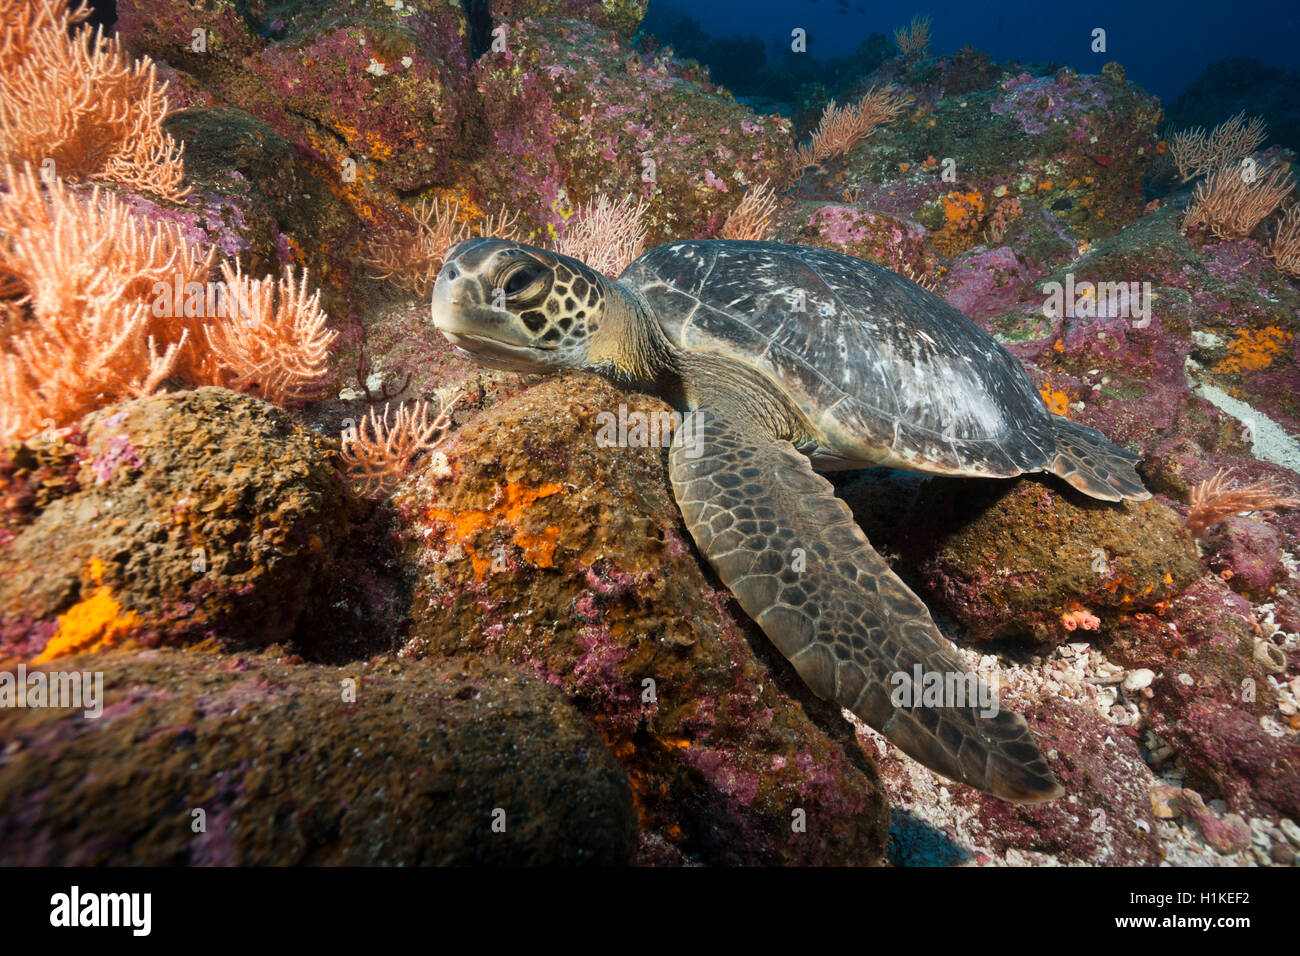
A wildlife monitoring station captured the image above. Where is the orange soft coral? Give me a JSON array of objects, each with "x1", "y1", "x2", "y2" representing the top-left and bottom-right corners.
[
  {"x1": 0, "y1": 0, "x2": 189, "y2": 201},
  {"x1": 928, "y1": 190, "x2": 987, "y2": 255},
  {"x1": 0, "y1": 165, "x2": 213, "y2": 442},
  {"x1": 424, "y1": 481, "x2": 563, "y2": 580},
  {"x1": 942, "y1": 190, "x2": 985, "y2": 225},
  {"x1": 1038, "y1": 382, "x2": 1070, "y2": 416},
  {"x1": 1215, "y1": 326, "x2": 1292, "y2": 375}
]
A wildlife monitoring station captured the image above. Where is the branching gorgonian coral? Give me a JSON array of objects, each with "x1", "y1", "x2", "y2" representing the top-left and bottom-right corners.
[
  {"x1": 794, "y1": 86, "x2": 907, "y2": 173},
  {"x1": 1169, "y1": 112, "x2": 1267, "y2": 184},
  {"x1": 0, "y1": 0, "x2": 189, "y2": 201},
  {"x1": 1186, "y1": 468, "x2": 1299, "y2": 539},
  {"x1": 721, "y1": 181, "x2": 779, "y2": 241},
  {"x1": 1182, "y1": 162, "x2": 1293, "y2": 240},
  {"x1": 365, "y1": 198, "x2": 522, "y2": 296},
  {"x1": 553, "y1": 194, "x2": 650, "y2": 277},
  {"x1": 340, "y1": 394, "x2": 461, "y2": 497},
  {"x1": 0, "y1": 165, "x2": 337, "y2": 442},
  {"x1": 0, "y1": 166, "x2": 211, "y2": 442}
]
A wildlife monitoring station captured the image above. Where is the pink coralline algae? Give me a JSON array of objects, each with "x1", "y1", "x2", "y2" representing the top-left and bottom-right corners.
[
  {"x1": 584, "y1": 563, "x2": 638, "y2": 598},
  {"x1": 118, "y1": 0, "x2": 479, "y2": 229},
  {"x1": 1202, "y1": 516, "x2": 1287, "y2": 598},
  {"x1": 117, "y1": 187, "x2": 253, "y2": 261},
  {"x1": 800, "y1": 204, "x2": 930, "y2": 276},
  {"x1": 682, "y1": 746, "x2": 762, "y2": 805},
  {"x1": 470, "y1": 18, "x2": 792, "y2": 243},
  {"x1": 1203, "y1": 240, "x2": 1271, "y2": 282},
  {"x1": 91, "y1": 434, "x2": 143, "y2": 485},
  {"x1": 990, "y1": 71, "x2": 1111, "y2": 136},
  {"x1": 572, "y1": 624, "x2": 633, "y2": 703},
  {"x1": 812, "y1": 204, "x2": 874, "y2": 245},
  {"x1": 253, "y1": 15, "x2": 475, "y2": 192},
  {"x1": 943, "y1": 246, "x2": 1041, "y2": 320}
]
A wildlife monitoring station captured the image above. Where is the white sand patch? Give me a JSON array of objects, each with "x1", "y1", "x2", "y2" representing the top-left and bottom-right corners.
[{"x1": 1193, "y1": 381, "x2": 1300, "y2": 473}]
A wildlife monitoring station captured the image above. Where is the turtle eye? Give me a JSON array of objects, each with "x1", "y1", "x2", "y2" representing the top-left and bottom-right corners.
[{"x1": 502, "y1": 262, "x2": 546, "y2": 299}]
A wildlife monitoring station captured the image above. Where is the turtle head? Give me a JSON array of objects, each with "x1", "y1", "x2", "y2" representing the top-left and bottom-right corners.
[{"x1": 431, "y1": 238, "x2": 609, "y2": 373}]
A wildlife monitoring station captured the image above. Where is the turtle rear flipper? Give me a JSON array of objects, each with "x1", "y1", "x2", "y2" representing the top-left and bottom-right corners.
[
  {"x1": 1047, "y1": 415, "x2": 1151, "y2": 502},
  {"x1": 670, "y1": 408, "x2": 1065, "y2": 804}
]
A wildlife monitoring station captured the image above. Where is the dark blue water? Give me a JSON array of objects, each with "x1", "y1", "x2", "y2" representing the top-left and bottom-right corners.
[
  {"x1": 659, "y1": 0, "x2": 1298, "y2": 102},
  {"x1": 643, "y1": 0, "x2": 1300, "y2": 151}
]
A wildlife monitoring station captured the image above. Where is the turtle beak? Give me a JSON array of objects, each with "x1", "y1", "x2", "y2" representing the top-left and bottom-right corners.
[
  {"x1": 430, "y1": 263, "x2": 472, "y2": 334},
  {"x1": 430, "y1": 267, "x2": 499, "y2": 343},
  {"x1": 431, "y1": 264, "x2": 506, "y2": 343},
  {"x1": 431, "y1": 265, "x2": 555, "y2": 372}
]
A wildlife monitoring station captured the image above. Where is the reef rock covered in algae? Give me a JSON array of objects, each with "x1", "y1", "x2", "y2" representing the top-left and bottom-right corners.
[
  {"x1": 157, "y1": 105, "x2": 360, "y2": 311},
  {"x1": 983, "y1": 201, "x2": 1300, "y2": 463},
  {"x1": 396, "y1": 373, "x2": 889, "y2": 866},
  {"x1": 470, "y1": 16, "x2": 794, "y2": 244},
  {"x1": 117, "y1": 0, "x2": 480, "y2": 245},
  {"x1": 1106, "y1": 575, "x2": 1299, "y2": 821},
  {"x1": 839, "y1": 63, "x2": 1161, "y2": 246},
  {"x1": 3, "y1": 0, "x2": 1299, "y2": 868},
  {"x1": 117, "y1": 0, "x2": 788, "y2": 256},
  {"x1": 896, "y1": 476, "x2": 1201, "y2": 644},
  {"x1": 0, "y1": 648, "x2": 637, "y2": 865},
  {"x1": 0, "y1": 388, "x2": 357, "y2": 662},
  {"x1": 491, "y1": 0, "x2": 649, "y2": 42}
]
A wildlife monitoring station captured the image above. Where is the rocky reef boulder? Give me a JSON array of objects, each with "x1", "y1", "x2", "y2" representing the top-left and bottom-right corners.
[
  {"x1": 255, "y1": 0, "x2": 479, "y2": 193},
  {"x1": 941, "y1": 244, "x2": 1045, "y2": 322},
  {"x1": 471, "y1": 17, "x2": 794, "y2": 245},
  {"x1": 1147, "y1": 696, "x2": 1300, "y2": 822},
  {"x1": 889, "y1": 475, "x2": 1200, "y2": 645},
  {"x1": 0, "y1": 648, "x2": 637, "y2": 864},
  {"x1": 929, "y1": 190, "x2": 1300, "y2": 511},
  {"x1": 155, "y1": 105, "x2": 359, "y2": 314},
  {"x1": 1202, "y1": 516, "x2": 1288, "y2": 599},
  {"x1": 845, "y1": 64, "x2": 1162, "y2": 245},
  {"x1": 118, "y1": 0, "x2": 481, "y2": 231},
  {"x1": 491, "y1": 0, "x2": 649, "y2": 42},
  {"x1": 0, "y1": 388, "x2": 357, "y2": 662},
  {"x1": 395, "y1": 373, "x2": 889, "y2": 865},
  {"x1": 771, "y1": 199, "x2": 932, "y2": 280}
]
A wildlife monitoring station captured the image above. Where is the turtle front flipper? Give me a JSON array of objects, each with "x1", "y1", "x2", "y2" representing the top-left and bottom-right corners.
[
  {"x1": 1047, "y1": 415, "x2": 1151, "y2": 502},
  {"x1": 669, "y1": 408, "x2": 1064, "y2": 804}
]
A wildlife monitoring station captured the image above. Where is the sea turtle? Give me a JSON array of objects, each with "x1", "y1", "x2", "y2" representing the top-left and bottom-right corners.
[{"x1": 431, "y1": 237, "x2": 1150, "y2": 803}]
